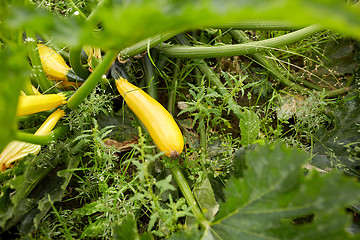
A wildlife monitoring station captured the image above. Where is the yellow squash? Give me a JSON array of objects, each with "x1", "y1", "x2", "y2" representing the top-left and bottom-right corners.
[
  {"x1": 0, "y1": 109, "x2": 65, "y2": 171},
  {"x1": 17, "y1": 93, "x2": 67, "y2": 116},
  {"x1": 37, "y1": 44, "x2": 82, "y2": 89},
  {"x1": 115, "y1": 77, "x2": 184, "y2": 158}
]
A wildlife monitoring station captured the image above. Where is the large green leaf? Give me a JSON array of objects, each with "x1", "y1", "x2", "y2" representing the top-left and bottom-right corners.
[
  {"x1": 312, "y1": 93, "x2": 360, "y2": 177},
  {"x1": 172, "y1": 144, "x2": 360, "y2": 239},
  {"x1": 0, "y1": 144, "x2": 81, "y2": 235},
  {"x1": 5, "y1": 0, "x2": 360, "y2": 51},
  {"x1": 0, "y1": 46, "x2": 28, "y2": 151}
]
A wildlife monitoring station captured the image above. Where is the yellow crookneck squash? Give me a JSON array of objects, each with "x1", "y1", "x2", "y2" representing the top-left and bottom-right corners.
[
  {"x1": 115, "y1": 77, "x2": 184, "y2": 158},
  {"x1": 37, "y1": 44, "x2": 83, "y2": 89}
]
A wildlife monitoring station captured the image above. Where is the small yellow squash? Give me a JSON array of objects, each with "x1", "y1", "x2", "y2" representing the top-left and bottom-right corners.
[
  {"x1": 115, "y1": 77, "x2": 184, "y2": 158},
  {"x1": 17, "y1": 93, "x2": 67, "y2": 116},
  {"x1": 37, "y1": 44, "x2": 82, "y2": 88}
]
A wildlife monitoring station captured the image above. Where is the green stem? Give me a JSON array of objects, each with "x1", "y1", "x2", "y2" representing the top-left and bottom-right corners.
[
  {"x1": 26, "y1": 30, "x2": 56, "y2": 93},
  {"x1": 157, "y1": 25, "x2": 323, "y2": 59},
  {"x1": 196, "y1": 60, "x2": 243, "y2": 120},
  {"x1": 69, "y1": 47, "x2": 90, "y2": 79},
  {"x1": 230, "y1": 30, "x2": 351, "y2": 97},
  {"x1": 67, "y1": 51, "x2": 116, "y2": 109},
  {"x1": 175, "y1": 33, "x2": 243, "y2": 120},
  {"x1": 15, "y1": 126, "x2": 69, "y2": 145},
  {"x1": 170, "y1": 166, "x2": 208, "y2": 228},
  {"x1": 86, "y1": 0, "x2": 107, "y2": 24},
  {"x1": 143, "y1": 52, "x2": 158, "y2": 99},
  {"x1": 229, "y1": 29, "x2": 311, "y2": 94},
  {"x1": 69, "y1": 0, "x2": 87, "y2": 20},
  {"x1": 22, "y1": 77, "x2": 35, "y2": 95},
  {"x1": 119, "y1": 29, "x2": 184, "y2": 60},
  {"x1": 167, "y1": 58, "x2": 181, "y2": 115},
  {"x1": 212, "y1": 20, "x2": 303, "y2": 31}
]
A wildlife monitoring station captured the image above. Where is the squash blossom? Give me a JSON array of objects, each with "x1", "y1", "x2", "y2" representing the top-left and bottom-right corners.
[
  {"x1": 0, "y1": 109, "x2": 65, "y2": 171},
  {"x1": 16, "y1": 93, "x2": 67, "y2": 116}
]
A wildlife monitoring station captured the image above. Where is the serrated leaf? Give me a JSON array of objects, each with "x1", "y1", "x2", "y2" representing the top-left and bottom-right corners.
[
  {"x1": 193, "y1": 177, "x2": 219, "y2": 222},
  {"x1": 239, "y1": 109, "x2": 260, "y2": 146},
  {"x1": 173, "y1": 144, "x2": 360, "y2": 240},
  {"x1": 312, "y1": 93, "x2": 360, "y2": 176}
]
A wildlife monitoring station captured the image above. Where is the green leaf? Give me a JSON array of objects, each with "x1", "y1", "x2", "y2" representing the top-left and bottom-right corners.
[
  {"x1": 0, "y1": 146, "x2": 81, "y2": 235},
  {"x1": 0, "y1": 46, "x2": 28, "y2": 151},
  {"x1": 172, "y1": 144, "x2": 360, "y2": 239},
  {"x1": 193, "y1": 177, "x2": 219, "y2": 222},
  {"x1": 113, "y1": 219, "x2": 140, "y2": 240},
  {"x1": 239, "y1": 109, "x2": 260, "y2": 146},
  {"x1": 312, "y1": 93, "x2": 360, "y2": 176}
]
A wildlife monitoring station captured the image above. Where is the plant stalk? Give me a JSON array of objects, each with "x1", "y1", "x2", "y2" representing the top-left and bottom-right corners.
[
  {"x1": 69, "y1": 47, "x2": 90, "y2": 79},
  {"x1": 143, "y1": 52, "x2": 158, "y2": 99},
  {"x1": 212, "y1": 20, "x2": 303, "y2": 31},
  {"x1": 170, "y1": 166, "x2": 208, "y2": 228},
  {"x1": 229, "y1": 29, "x2": 312, "y2": 94},
  {"x1": 119, "y1": 29, "x2": 184, "y2": 60},
  {"x1": 15, "y1": 126, "x2": 69, "y2": 145},
  {"x1": 26, "y1": 30, "x2": 56, "y2": 93},
  {"x1": 167, "y1": 58, "x2": 181, "y2": 115},
  {"x1": 67, "y1": 51, "x2": 116, "y2": 109},
  {"x1": 157, "y1": 25, "x2": 323, "y2": 59}
]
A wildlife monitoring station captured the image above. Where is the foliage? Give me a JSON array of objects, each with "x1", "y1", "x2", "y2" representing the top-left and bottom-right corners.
[
  {"x1": 173, "y1": 144, "x2": 360, "y2": 240},
  {"x1": 1, "y1": 0, "x2": 360, "y2": 239}
]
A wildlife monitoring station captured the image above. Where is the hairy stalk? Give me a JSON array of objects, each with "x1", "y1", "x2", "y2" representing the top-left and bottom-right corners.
[
  {"x1": 229, "y1": 29, "x2": 311, "y2": 94},
  {"x1": 15, "y1": 126, "x2": 68, "y2": 145},
  {"x1": 26, "y1": 30, "x2": 56, "y2": 93},
  {"x1": 230, "y1": 30, "x2": 351, "y2": 97},
  {"x1": 169, "y1": 166, "x2": 208, "y2": 228},
  {"x1": 157, "y1": 25, "x2": 322, "y2": 58},
  {"x1": 119, "y1": 29, "x2": 184, "y2": 60},
  {"x1": 67, "y1": 51, "x2": 116, "y2": 109},
  {"x1": 212, "y1": 20, "x2": 303, "y2": 31}
]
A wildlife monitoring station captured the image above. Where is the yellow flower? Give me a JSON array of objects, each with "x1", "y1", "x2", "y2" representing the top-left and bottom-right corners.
[
  {"x1": 16, "y1": 93, "x2": 67, "y2": 116},
  {"x1": 0, "y1": 109, "x2": 65, "y2": 171}
]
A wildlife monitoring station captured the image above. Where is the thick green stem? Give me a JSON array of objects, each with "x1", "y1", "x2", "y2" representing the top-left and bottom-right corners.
[
  {"x1": 119, "y1": 29, "x2": 184, "y2": 60},
  {"x1": 15, "y1": 126, "x2": 69, "y2": 145},
  {"x1": 69, "y1": 47, "x2": 90, "y2": 79},
  {"x1": 67, "y1": 51, "x2": 116, "y2": 109},
  {"x1": 212, "y1": 20, "x2": 303, "y2": 31},
  {"x1": 157, "y1": 25, "x2": 322, "y2": 59},
  {"x1": 143, "y1": 52, "x2": 158, "y2": 99},
  {"x1": 230, "y1": 29, "x2": 351, "y2": 97},
  {"x1": 167, "y1": 58, "x2": 181, "y2": 115},
  {"x1": 170, "y1": 166, "x2": 208, "y2": 228},
  {"x1": 229, "y1": 29, "x2": 311, "y2": 94},
  {"x1": 26, "y1": 30, "x2": 56, "y2": 93}
]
